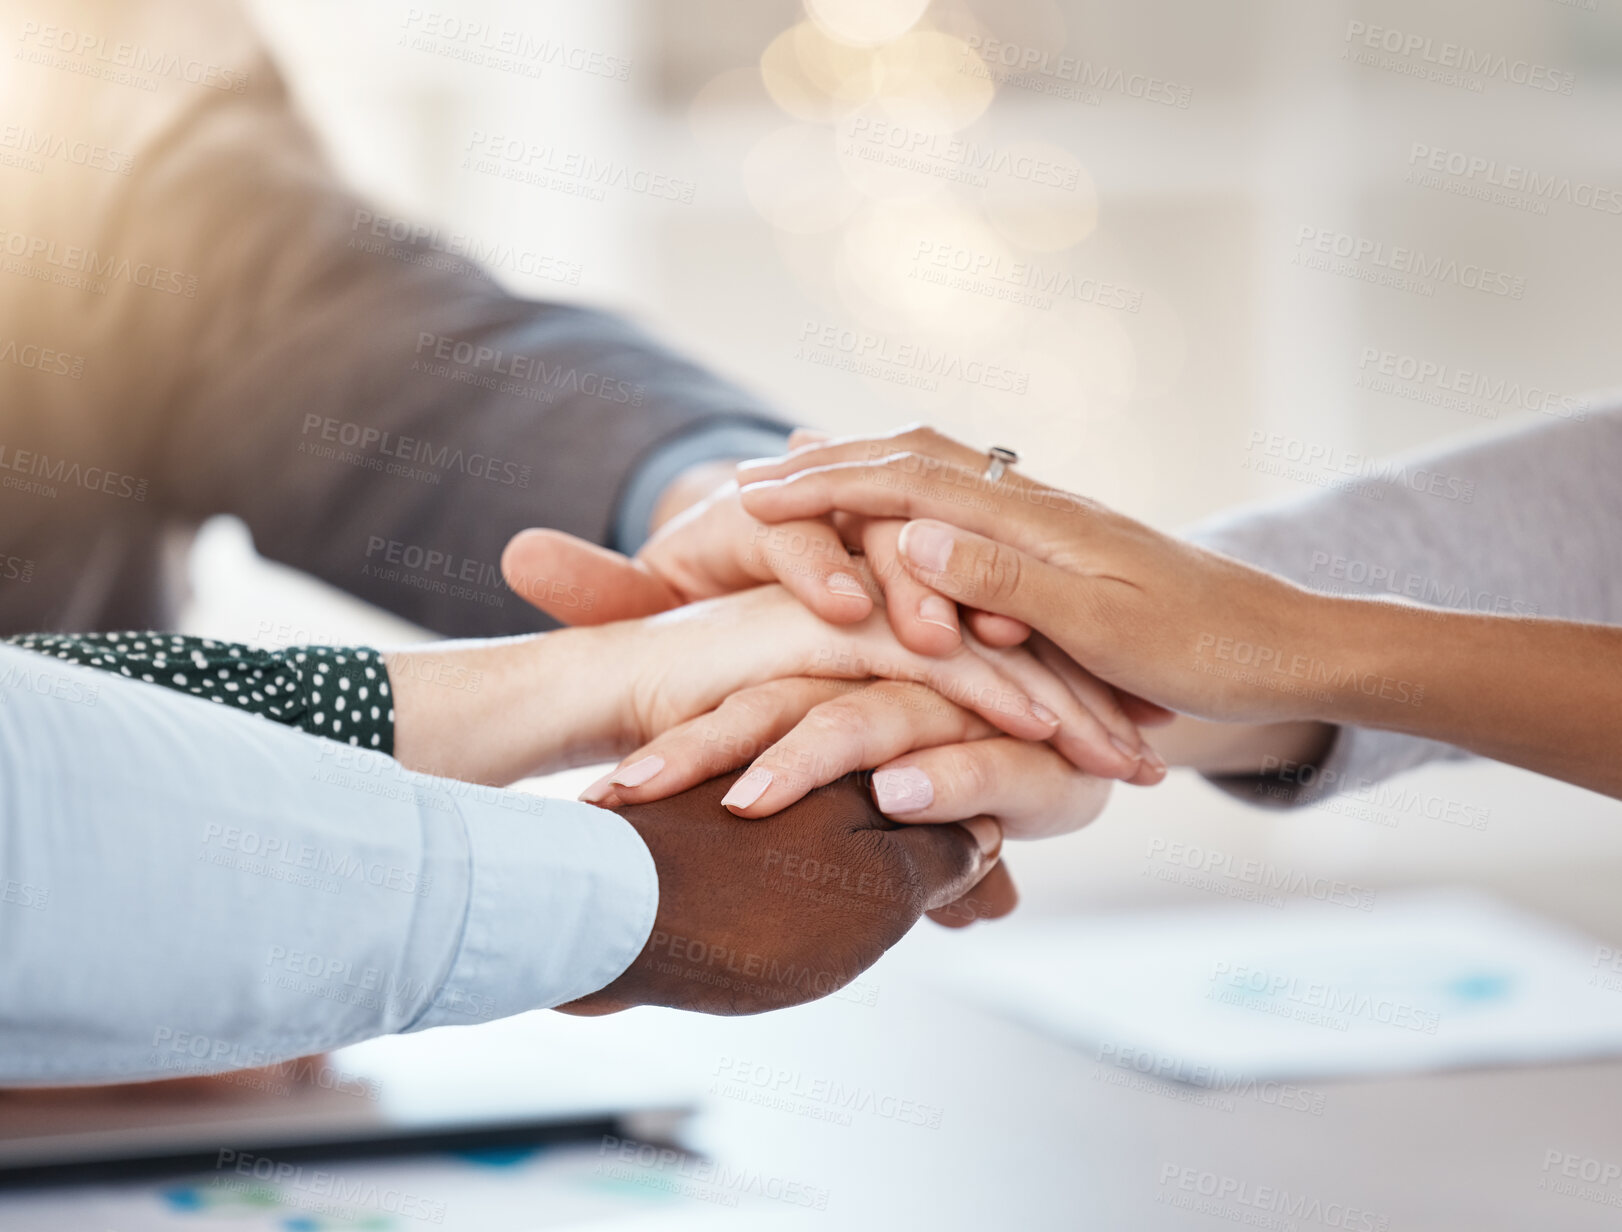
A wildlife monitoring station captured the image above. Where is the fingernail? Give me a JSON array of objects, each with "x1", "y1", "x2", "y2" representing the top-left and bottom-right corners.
[
  {"x1": 917, "y1": 595, "x2": 958, "y2": 632},
  {"x1": 721, "y1": 766, "x2": 773, "y2": 811},
  {"x1": 899, "y1": 522, "x2": 955, "y2": 574},
  {"x1": 580, "y1": 770, "x2": 616, "y2": 804},
  {"x1": 736, "y1": 455, "x2": 787, "y2": 476},
  {"x1": 1142, "y1": 741, "x2": 1168, "y2": 776},
  {"x1": 1029, "y1": 700, "x2": 1060, "y2": 727},
  {"x1": 873, "y1": 766, "x2": 934, "y2": 814},
  {"x1": 961, "y1": 816, "x2": 1002, "y2": 859},
  {"x1": 826, "y1": 572, "x2": 869, "y2": 599},
  {"x1": 1108, "y1": 734, "x2": 1142, "y2": 764},
  {"x1": 612, "y1": 755, "x2": 665, "y2": 789}
]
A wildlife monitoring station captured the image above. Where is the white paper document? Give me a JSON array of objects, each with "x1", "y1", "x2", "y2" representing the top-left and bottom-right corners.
[{"x1": 909, "y1": 888, "x2": 1622, "y2": 1083}]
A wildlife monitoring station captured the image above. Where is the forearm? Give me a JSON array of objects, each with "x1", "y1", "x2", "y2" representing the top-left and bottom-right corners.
[
  {"x1": 1184, "y1": 402, "x2": 1622, "y2": 797},
  {"x1": 390, "y1": 582, "x2": 1057, "y2": 787},
  {"x1": 1326, "y1": 599, "x2": 1622, "y2": 796},
  {"x1": 129, "y1": 63, "x2": 786, "y2": 636},
  {"x1": 1151, "y1": 715, "x2": 1336, "y2": 776},
  {"x1": 386, "y1": 627, "x2": 630, "y2": 785},
  {"x1": 1168, "y1": 593, "x2": 1622, "y2": 797},
  {"x1": 384, "y1": 590, "x2": 839, "y2": 785},
  {"x1": 0, "y1": 627, "x2": 623, "y2": 786}
]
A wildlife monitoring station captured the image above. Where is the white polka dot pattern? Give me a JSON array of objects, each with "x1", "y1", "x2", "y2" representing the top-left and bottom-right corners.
[{"x1": 2, "y1": 633, "x2": 395, "y2": 752}]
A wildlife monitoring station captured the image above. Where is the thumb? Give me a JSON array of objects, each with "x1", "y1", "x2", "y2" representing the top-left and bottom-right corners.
[
  {"x1": 897, "y1": 519, "x2": 1072, "y2": 633},
  {"x1": 928, "y1": 859, "x2": 1019, "y2": 928},
  {"x1": 890, "y1": 815, "x2": 1002, "y2": 913},
  {"x1": 501, "y1": 528, "x2": 680, "y2": 625}
]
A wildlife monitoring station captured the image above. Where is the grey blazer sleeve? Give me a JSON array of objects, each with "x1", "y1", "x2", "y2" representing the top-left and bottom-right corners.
[
  {"x1": 115, "y1": 56, "x2": 786, "y2": 636},
  {"x1": 1184, "y1": 393, "x2": 1622, "y2": 806}
]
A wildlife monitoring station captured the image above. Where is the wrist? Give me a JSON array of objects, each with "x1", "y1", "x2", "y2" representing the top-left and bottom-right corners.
[
  {"x1": 1155, "y1": 715, "x2": 1338, "y2": 775},
  {"x1": 649, "y1": 459, "x2": 740, "y2": 534},
  {"x1": 1314, "y1": 597, "x2": 1432, "y2": 727},
  {"x1": 1198, "y1": 582, "x2": 1351, "y2": 725},
  {"x1": 526, "y1": 624, "x2": 645, "y2": 769},
  {"x1": 619, "y1": 588, "x2": 821, "y2": 744},
  {"x1": 387, "y1": 627, "x2": 633, "y2": 784}
]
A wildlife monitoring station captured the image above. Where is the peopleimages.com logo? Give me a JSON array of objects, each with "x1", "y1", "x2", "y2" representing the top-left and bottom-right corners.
[
  {"x1": 1341, "y1": 20, "x2": 1576, "y2": 95},
  {"x1": 1407, "y1": 144, "x2": 1622, "y2": 216},
  {"x1": 1293, "y1": 226, "x2": 1525, "y2": 300}
]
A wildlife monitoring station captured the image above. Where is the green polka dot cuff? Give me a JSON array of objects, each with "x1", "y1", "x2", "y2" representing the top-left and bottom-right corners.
[{"x1": 2, "y1": 633, "x2": 395, "y2": 752}]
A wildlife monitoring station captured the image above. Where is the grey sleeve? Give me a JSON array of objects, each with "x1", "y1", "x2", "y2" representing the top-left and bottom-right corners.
[
  {"x1": 613, "y1": 422, "x2": 792, "y2": 555},
  {"x1": 1183, "y1": 393, "x2": 1622, "y2": 806},
  {"x1": 112, "y1": 56, "x2": 789, "y2": 637}
]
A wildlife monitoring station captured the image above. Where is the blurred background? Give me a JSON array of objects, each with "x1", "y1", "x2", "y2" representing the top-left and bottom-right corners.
[
  {"x1": 195, "y1": 0, "x2": 1622, "y2": 924},
  {"x1": 148, "y1": 1, "x2": 1622, "y2": 1225}
]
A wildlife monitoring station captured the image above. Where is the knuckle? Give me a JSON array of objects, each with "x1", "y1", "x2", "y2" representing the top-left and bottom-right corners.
[
  {"x1": 713, "y1": 682, "x2": 805, "y2": 744},
  {"x1": 861, "y1": 517, "x2": 899, "y2": 552},
  {"x1": 1070, "y1": 576, "x2": 1124, "y2": 636},
  {"x1": 868, "y1": 678, "x2": 930, "y2": 708},
  {"x1": 784, "y1": 710, "x2": 860, "y2": 782},
  {"x1": 691, "y1": 725, "x2": 756, "y2": 767},
  {"x1": 906, "y1": 424, "x2": 943, "y2": 450},
  {"x1": 968, "y1": 544, "x2": 1023, "y2": 604},
  {"x1": 931, "y1": 828, "x2": 980, "y2": 892},
  {"x1": 941, "y1": 746, "x2": 996, "y2": 803},
  {"x1": 800, "y1": 702, "x2": 860, "y2": 743},
  {"x1": 871, "y1": 838, "x2": 929, "y2": 911},
  {"x1": 1066, "y1": 775, "x2": 1112, "y2": 826},
  {"x1": 947, "y1": 745, "x2": 999, "y2": 804},
  {"x1": 802, "y1": 699, "x2": 869, "y2": 748},
  {"x1": 715, "y1": 685, "x2": 780, "y2": 728},
  {"x1": 875, "y1": 679, "x2": 959, "y2": 726}
]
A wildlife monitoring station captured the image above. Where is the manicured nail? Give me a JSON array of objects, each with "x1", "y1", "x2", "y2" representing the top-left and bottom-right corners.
[
  {"x1": 1142, "y1": 741, "x2": 1168, "y2": 776},
  {"x1": 1108, "y1": 734, "x2": 1141, "y2": 764},
  {"x1": 899, "y1": 522, "x2": 955, "y2": 574},
  {"x1": 736, "y1": 455, "x2": 787, "y2": 476},
  {"x1": 960, "y1": 817, "x2": 1002, "y2": 858},
  {"x1": 873, "y1": 767, "x2": 934, "y2": 814},
  {"x1": 1029, "y1": 700, "x2": 1060, "y2": 727},
  {"x1": 917, "y1": 595, "x2": 958, "y2": 632},
  {"x1": 580, "y1": 770, "x2": 616, "y2": 804},
  {"x1": 612, "y1": 755, "x2": 665, "y2": 789},
  {"x1": 826, "y1": 572, "x2": 869, "y2": 599},
  {"x1": 721, "y1": 766, "x2": 773, "y2": 811}
]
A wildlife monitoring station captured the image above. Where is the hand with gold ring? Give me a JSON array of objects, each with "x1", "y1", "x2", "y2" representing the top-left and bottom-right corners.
[{"x1": 500, "y1": 426, "x2": 1011, "y2": 659}]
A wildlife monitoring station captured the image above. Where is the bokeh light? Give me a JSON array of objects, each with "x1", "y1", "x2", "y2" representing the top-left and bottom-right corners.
[
  {"x1": 982, "y1": 140, "x2": 1098, "y2": 251},
  {"x1": 836, "y1": 198, "x2": 1018, "y2": 335},
  {"x1": 743, "y1": 124, "x2": 863, "y2": 233},
  {"x1": 760, "y1": 22, "x2": 883, "y2": 122},
  {"x1": 804, "y1": 0, "x2": 932, "y2": 48},
  {"x1": 873, "y1": 30, "x2": 995, "y2": 131}
]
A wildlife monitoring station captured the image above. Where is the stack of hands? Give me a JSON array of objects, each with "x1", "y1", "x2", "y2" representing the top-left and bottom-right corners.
[{"x1": 379, "y1": 423, "x2": 1494, "y2": 1017}]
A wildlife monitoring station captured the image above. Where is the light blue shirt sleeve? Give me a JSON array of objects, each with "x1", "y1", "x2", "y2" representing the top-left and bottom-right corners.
[{"x1": 0, "y1": 644, "x2": 657, "y2": 1085}]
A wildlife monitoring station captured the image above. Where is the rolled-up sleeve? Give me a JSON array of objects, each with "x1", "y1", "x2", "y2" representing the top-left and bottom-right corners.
[{"x1": 0, "y1": 646, "x2": 655, "y2": 1084}]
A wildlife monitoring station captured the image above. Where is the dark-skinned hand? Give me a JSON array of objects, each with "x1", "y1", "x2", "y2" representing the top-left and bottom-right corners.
[{"x1": 560, "y1": 769, "x2": 1009, "y2": 1016}]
